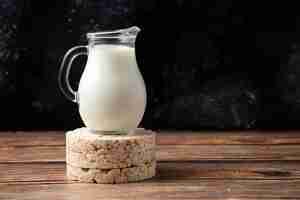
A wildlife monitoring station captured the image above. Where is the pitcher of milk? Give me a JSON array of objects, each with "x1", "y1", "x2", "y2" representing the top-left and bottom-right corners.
[{"x1": 58, "y1": 26, "x2": 146, "y2": 133}]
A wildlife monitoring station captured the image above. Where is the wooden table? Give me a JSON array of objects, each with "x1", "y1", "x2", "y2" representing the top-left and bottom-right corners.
[{"x1": 0, "y1": 131, "x2": 300, "y2": 199}]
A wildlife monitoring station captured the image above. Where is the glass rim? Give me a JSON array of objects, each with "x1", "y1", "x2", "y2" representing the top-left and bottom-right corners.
[{"x1": 86, "y1": 26, "x2": 140, "y2": 40}]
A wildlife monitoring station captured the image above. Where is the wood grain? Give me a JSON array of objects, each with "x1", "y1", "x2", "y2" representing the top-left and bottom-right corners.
[
  {"x1": 0, "y1": 163, "x2": 67, "y2": 183},
  {"x1": 158, "y1": 130, "x2": 300, "y2": 145},
  {"x1": 0, "y1": 131, "x2": 65, "y2": 146},
  {"x1": 2, "y1": 144, "x2": 300, "y2": 163},
  {"x1": 1, "y1": 161, "x2": 300, "y2": 183},
  {"x1": 0, "y1": 146, "x2": 65, "y2": 163},
  {"x1": 1, "y1": 131, "x2": 300, "y2": 147},
  {"x1": 158, "y1": 145, "x2": 300, "y2": 161},
  {"x1": 1, "y1": 180, "x2": 300, "y2": 200},
  {"x1": 157, "y1": 161, "x2": 300, "y2": 180}
]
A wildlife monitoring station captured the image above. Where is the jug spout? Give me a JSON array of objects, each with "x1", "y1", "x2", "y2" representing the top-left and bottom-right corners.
[
  {"x1": 118, "y1": 26, "x2": 140, "y2": 44},
  {"x1": 122, "y1": 26, "x2": 141, "y2": 37}
]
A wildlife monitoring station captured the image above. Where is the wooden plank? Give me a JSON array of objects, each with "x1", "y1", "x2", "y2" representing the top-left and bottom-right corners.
[
  {"x1": 158, "y1": 145, "x2": 300, "y2": 161},
  {"x1": 1, "y1": 144, "x2": 300, "y2": 163},
  {"x1": 158, "y1": 130, "x2": 300, "y2": 145},
  {"x1": 1, "y1": 180, "x2": 300, "y2": 200},
  {"x1": 157, "y1": 161, "x2": 300, "y2": 180},
  {"x1": 0, "y1": 131, "x2": 65, "y2": 146},
  {"x1": 1, "y1": 131, "x2": 300, "y2": 147},
  {"x1": 0, "y1": 163, "x2": 67, "y2": 183},
  {"x1": 1, "y1": 161, "x2": 300, "y2": 183},
  {"x1": 0, "y1": 146, "x2": 65, "y2": 163}
]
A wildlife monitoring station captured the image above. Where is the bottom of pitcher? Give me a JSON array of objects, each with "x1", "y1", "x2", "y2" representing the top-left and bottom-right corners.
[{"x1": 88, "y1": 128, "x2": 132, "y2": 135}]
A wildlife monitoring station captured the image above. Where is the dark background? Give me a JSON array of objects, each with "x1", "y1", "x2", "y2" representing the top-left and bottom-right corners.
[{"x1": 1, "y1": 0, "x2": 300, "y2": 130}]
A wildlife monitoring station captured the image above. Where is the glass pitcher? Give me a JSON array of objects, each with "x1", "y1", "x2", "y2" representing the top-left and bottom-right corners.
[{"x1": 58, "y1": 26, "x2": 146, "y2": 133}]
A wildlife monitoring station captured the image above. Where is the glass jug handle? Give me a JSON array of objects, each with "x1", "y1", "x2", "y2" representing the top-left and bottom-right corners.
[{"x1": 58, "y1": 45, "x2": 88, "y2": 103}]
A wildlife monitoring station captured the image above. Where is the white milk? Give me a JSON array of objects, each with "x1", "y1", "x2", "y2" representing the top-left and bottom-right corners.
[{"x1": 78, "y1": 45, "x2": 146, "y2": 132}]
